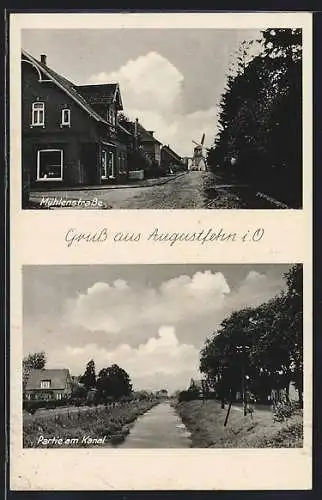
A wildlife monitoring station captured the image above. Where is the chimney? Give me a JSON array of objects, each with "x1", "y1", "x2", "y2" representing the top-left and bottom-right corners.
[{"x1": 40, "y1": 54, "x2": 47, "y2": 65}]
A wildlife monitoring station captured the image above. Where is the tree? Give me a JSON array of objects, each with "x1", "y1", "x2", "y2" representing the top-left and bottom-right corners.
[
  {"x1": 283, "y1": 264, "x2": 303, "y2": 405},
  {"x1": 187, "y1": 379, "x2": 200, "y2": 399},
  {"x1": 70, "y1": 380, "x2": 87, "y2": 400},
  {"x1": 79, "y1": 359, "x2": 96, "y2": 390},
  {"x1": 96, "y1": 364, "x2": 132, "y2": 402},
  {"x1": 23, "y1": 351, "x2": 46, "y2": 389},
  {"x1": 200, "y1": 265, "x2": 303, "y2": 405},
  {"x1": 209, "y1": 29, "x2": 302, "y2": 207}
]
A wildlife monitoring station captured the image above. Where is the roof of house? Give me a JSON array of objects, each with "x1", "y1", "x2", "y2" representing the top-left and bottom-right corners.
[
  {"x1": 21, "y1": 50, "x2": 130, "y2": 136},
  {"x1": 138, "y1": 124, "x2": 162, "y2": 144},
  {"x1": 189, "y1": 379, "x2": 205, "y2": 390},
  {"x1": 25, "y1": 369, "x2": 71, "y2": 391},
  {"x1": 22, "y1": 49, "x2": 107, "y2": 123},
  {"x1": 161, "y1": 144, "x2": 182, "y2": 162},
  {"x1": 76, "y1": 83, "x2": 123, "y2": 109},
  {"x1": 120, "y1": 119, "x2": 162, "y2": 144}
]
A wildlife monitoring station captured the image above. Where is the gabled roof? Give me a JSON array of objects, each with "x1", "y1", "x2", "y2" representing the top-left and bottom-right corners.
[
  {"x1": 22, "y1": 49, "x2": 108, "y2": 124},
  {"x1": 189, "y1": 378, "x2": 204, "y2": 390},
  {"x1": 120, "y1": 119, "x2": 162, "y2": 144},
  {"x1": 138, "y1": 123, "x2": 162, "y2": 144},
  {"x1": 161, "y1": 144, "x2": 182, "y2": 162},
  {"x1": 21, "y1": 50, "x2": 130, "y2": 136},
  {"x1": 76, "y1": 83, "x2": 123, "y2": 110},
  {"x1": 25, "y1": 369, "x2": 71, "y2": 391}
]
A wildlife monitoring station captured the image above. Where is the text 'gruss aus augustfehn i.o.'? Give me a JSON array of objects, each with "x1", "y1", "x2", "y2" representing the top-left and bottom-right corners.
[{"x1": 64, "y1": 227, "x2": 265, "y2": 248}]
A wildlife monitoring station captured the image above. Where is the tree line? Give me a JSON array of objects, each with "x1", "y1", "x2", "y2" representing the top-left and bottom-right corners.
[
  {"x1": 199, "y1": 264, "x2": 303, "y2": 406},
  {"x1": 22, "y1": 354, "x2": 134, "y2": 405},
  {"x1": 207, "y1": 29, "x2": 302, "y2": 208}
]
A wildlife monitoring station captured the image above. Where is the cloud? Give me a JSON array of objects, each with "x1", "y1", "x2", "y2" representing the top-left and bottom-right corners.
[
  {"x1": 50, "y1": 325, "x2": 200, "y2": 391},
  {"x1": 229, "y1": 270, "x2": 285, "y2": 310},
  {"x1": 89, "y1": 52, "x2": 184, "y2": 112},
  {"x1": 65, "y1": 270, "x2": 231, "y2": 335},
  {"x1": 25, "y1": 267, "x2": 287, "y2": 391},
  {"x1": 88, "y1": 51, "x2": 218, "y2": 155}
]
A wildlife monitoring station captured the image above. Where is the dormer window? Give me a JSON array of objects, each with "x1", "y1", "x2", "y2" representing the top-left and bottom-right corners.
[
  {"x1": 40, "y1": 380, "x2": 51, "y2": 389},
  {"x1": 61, "y1": 108, "x2": 71, "y2": 127},
  {"x1": 32, "y1": 102, "x2": 45, "y2": 126}
]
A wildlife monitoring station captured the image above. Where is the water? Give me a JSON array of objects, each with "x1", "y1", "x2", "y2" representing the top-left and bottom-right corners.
[{"x1": 118, "y1": 402, "x2": 192, "y2": 448}]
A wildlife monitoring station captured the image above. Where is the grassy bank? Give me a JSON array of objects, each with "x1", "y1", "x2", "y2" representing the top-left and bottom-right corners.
[
  {"x1": 174, "y1": 400, "x2": 303, "y2": 448},
  {"x1": 23, "y1": 400, "x2": 159, "y2": 448}
]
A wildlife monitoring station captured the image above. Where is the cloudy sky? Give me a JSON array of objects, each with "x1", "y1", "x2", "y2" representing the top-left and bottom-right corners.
[
  {"x1": 22, "y1": 29, "x2": 261, "y2": 156},
  {"x1": 23, "y1": 264, "x2": 291, "y2": 393}
]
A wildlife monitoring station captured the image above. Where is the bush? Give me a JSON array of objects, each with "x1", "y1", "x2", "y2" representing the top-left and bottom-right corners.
[
  {"x1": 178, "y1": 390, "x2": 200, "y2": 402},
  {"x1": 23, "y1": 399, "x2": 67, "y2": 413},
  {"x1": 272, "y1": 400, "x2": 300, "y2": 422}
]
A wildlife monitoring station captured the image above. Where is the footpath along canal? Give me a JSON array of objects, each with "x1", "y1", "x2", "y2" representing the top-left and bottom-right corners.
[{"x1": 118, "y1": 401, "x2": 192, "y2": 448}]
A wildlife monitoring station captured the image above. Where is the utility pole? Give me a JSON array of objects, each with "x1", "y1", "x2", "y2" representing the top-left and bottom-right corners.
[
  {"x1": 237, "y1": 344, "x2": 248, "y2": 417},
  {"x1": 224, "y1": 388, "x2": 233, "y2": 427},
  {"x1": 242, "y1": 360, "x2": 247, "y2": 417},
  {"x1": 134, "y1": 117, "x2": 139, "y2": 152}
]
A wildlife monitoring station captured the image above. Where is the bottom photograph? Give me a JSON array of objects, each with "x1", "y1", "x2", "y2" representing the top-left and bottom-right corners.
[{"x1": 22, "y1": 263, "x2": 303, "y2": 449}]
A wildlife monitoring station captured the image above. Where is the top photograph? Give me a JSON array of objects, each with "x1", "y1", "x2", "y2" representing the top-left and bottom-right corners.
[{"x1": 21, "y1": 27, "x2": 303, "y2": 210}]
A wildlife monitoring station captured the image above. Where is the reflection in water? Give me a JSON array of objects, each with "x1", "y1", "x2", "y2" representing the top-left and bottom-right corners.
[{"x1": 118, "y1": 402, "x2": 192, "y2": 448}]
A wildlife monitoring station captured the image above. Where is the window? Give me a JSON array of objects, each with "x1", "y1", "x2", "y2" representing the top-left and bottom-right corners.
[
  {"x1": 32, "y1": 102, "x2": 45, "y2": 126},
  {"x1": 40, "y1": 380, "x2": 51, "y2": 389},
  {"x1": 101, "y1": 150, "x2": 114, "y2": 179},
  {"x1": 37, "y1": 149, "x2": 63, "y2": 181},
  {"x1": 107, "y1": 107, "x2": 115, "y2": 126},
  {"x1": 56, "y1": 393, "x2": 62, "y2": 400},
  {"x1": 101, "y1": 150, "x2": 108, "y2": 179},
  {"x1": 61, "y1": 108, "x2": 71, "y2": 126}
]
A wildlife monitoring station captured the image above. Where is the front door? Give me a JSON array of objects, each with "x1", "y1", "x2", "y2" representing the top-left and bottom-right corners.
[{"x1": 80, "y1": 143, "x2": 97, "y2": 185}]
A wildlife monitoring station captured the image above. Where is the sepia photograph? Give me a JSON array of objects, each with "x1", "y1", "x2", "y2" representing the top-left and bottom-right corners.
[
  {"x1": 22, "y1": 263, "x2": 303, "y2": 449},
  {"x1": 21, "y1": 26, "x2": 303, "y2": 210}
]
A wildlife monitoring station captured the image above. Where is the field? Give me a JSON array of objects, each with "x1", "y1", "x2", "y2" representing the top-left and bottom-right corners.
[
  {"x1": 174, "y1": 400, "x2": 303, "y2": 448},
  {"x1": 23, "y1": 399, "x2": 159, "y2": 448}
]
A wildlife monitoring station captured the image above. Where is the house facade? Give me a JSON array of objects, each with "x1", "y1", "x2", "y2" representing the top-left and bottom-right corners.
[
  {"x1": 21, "y1": 50, "x2": 132, "y2": 197},
  {"x1": 25, "y1": 368, "x2": 72, "y2": 401},
  {"x1": 156, "y1": 389, "x2": 168, "y2": 398},
  {"x1": 139, "y1": 128, "x2": 162, "y2": 166}
]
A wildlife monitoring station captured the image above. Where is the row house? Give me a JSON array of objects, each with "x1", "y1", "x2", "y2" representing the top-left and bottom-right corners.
[
  {"x1": 136, "y1": 124, "x2": 162, "y2": 166},
  {"x1": 21, "y1": 50, "x2": 132, "y2": 191},
  {"x1": 119, "y1": 118, "x2": 162, "y2": 167}
]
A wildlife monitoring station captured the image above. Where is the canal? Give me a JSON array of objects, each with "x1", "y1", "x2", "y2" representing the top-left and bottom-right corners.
[{"x1": 118, "y1": 402, "x2": 192, "y2": 448}]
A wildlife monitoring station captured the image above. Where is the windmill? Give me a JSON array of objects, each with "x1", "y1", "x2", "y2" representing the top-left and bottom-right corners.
[{"x1": 190, "y1": 133, "x2": 207, "y2": 171}]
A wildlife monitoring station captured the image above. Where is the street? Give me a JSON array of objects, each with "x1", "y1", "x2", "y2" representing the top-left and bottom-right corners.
[{"x1": 30, "y1": 171, "x2": 283, "y2": 209}]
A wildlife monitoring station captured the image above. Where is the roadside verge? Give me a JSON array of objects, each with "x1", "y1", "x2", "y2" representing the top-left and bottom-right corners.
[{"x1": 174, "y1": 400, "x2": 303, "y2": 448}]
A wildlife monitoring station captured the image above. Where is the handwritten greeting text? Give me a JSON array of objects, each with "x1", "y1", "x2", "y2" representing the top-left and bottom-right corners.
[{"x1": 64, "y1": 227, "x2": 265, "y2": 248}]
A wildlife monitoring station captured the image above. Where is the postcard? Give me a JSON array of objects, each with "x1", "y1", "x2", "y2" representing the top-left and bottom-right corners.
[{"x1": 9, "y1": 11, "x2": 312, "y2": 491}]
